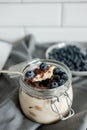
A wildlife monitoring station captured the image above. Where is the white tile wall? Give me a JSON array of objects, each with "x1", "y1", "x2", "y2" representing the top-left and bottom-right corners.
[
  {"x1": 63, "y1": 3, "x2": 87, "y2": 26},
  {"x1": 0, "y1": 4, "x2": 61, "y2": 26},
  {"x1": 22, "y1": 0, "x2": 87, "y2": 2},
  {"x1": 0, "y1": 0, "x2": 87, "y2": 2},
  {"x1": 26, "y1": 28, "x2": 87, "y2": 42},
  {"x1": 0, "y1": 1, "x2": 87, "y2": 43},
  {"x1": 0, "y1": 0, "x2": 20, "y2": 2},
  {"x1": 0, "y1": 28, "x2": 25, "y2": 42}
]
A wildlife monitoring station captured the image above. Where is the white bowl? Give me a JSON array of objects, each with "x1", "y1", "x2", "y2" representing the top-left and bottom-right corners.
[{"x1": 45, "y1": 42, "x2": 87, "y2": 77}]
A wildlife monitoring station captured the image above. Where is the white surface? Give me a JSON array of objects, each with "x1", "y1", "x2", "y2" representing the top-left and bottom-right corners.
[
  {"x1": 0, "y1": 0, "x2": 87, "y2": 2},
  {"x1": 0, "y1": 0, "x2": 20, "y2": 2},
  {"x1": 0, "y1": 28, "x2": 25, "y2": 42},
  {"x1": 23, "y1": 0, "x2": 87, "y2": 2},
  {"x1": 1, "y1": 27, "x2": 87, "y2": 43},
  {"x1": 0, "y1": 4, "x2": 61, "y2": 26},
  {"x1": 0, "y1": 41, "x2": 12, "y2": 70},
  {"x1": 63, "y1": 3, "x2": 87, "y2": 26},
  {"x1": 25, "y1": 28, "x2": 87, "y2": 43}
]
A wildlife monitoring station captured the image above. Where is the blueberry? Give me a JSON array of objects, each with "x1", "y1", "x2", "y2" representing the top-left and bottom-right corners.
[
  {"x1": 53, "y1": 75, "x2": 60, "y2": 81},
  {"x1": 40, "y1": 63, "x2": 48, "y2": 71},
  {"x1": 53, "y1": 68, "x2": 60, "y2": 75},
  {"x1": 85, "y1": 54, "x2": 87, "y2": 60},
  {"x1": 76, "y1": 67, "x2": 82, "y2": 71},
  {"x1": 25, "y1": 70, "x2": 35, "y2": 79},
  {"x1": 68, "y1": 46, "x2": 73, "y2": 55},
  {"x1": 61, "y1": 73, "x2": 68, "y2": 81},
  {"x1": 58, "y1": 79, "x2": 65, "y2": 86},
  {"x1": 49, "y1": 53, "x2": 54, "y2": 59},
  {"x1": 74, "y1": 55, "x2": 78, "y2": 63},
  {"x1": 52, "y1": 49, "x2": 58, "y2": 53},
  {"x1": 73, "y1": 45, "x2": 80, "y2": 52},
  {"x1": 67, "y1": 61, "x2": 73, "y2": 67},
  {"x1": 76, "y1": 60, "x2": 81, "y2": 67},
  {"x1": 83, "y1": 63, "x2": 87, "y2": 71},
  {"x1": 69, "y1": 64, "x2": 74, "y2": 70},
  {"x1": 50, "y1": 82, "x2": 58, "y2": 89},
  {"x1": 79, "y1": 53, "x2": 85, "y2": 60},
  {"x1": 62, "y1": 52, "x2": 66, "y2": 57},
  {"x1": 59, "y1": 70, "x2": 65, "y2": 75}
]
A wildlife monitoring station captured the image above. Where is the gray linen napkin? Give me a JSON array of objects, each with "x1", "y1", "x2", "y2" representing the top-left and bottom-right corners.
[{"x1": 0, "y1": 35, "x2": 40, "y2": 130}]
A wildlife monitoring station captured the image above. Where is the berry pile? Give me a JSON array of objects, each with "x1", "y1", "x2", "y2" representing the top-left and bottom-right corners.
[
  {"x1": 48, "y1": 45, "x2": 87, "y2": 71},
  {"x1": 25, "y1": 63, "x2": 68, "y2": 89},
  {"x1": 50, "y1": 67, "x2": 68, "y2": 89}
]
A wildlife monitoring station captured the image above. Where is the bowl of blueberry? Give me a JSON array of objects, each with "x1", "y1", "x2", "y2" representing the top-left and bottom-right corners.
[{"x1": 46, "y1": 42, "x2": 87, "y2": 76}]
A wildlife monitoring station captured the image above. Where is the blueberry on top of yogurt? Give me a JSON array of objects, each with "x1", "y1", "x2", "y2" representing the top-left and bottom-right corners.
[
  {"x1": 58, "y1": 79, "x2": 65, "y2": 86},
  {"x1": 61, "y1": 73, "x2": 68, "y2": 80},
  {"x1": 24, "y1": 63, "x2": 68, "y2": 89},
  {"x1": 40, "y1": 62, "x2": 48, "y2": 71},
  {"x1": 25, "y1": 70, "x2": 35, "y2": 79},
  {"x1": 53, "y1": 75, "x2": 60, "y2": 81},
  {"x1": 50, "y1": 67, "x2": 68, "y2": 89},
  {"x1": 53, "y1": 68, "x2": 60, "y2": 75}
]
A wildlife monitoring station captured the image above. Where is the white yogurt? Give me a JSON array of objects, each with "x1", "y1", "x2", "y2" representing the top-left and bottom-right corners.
[{"x1": 19, "y1": 85, "x2": 73, "y2": 124}]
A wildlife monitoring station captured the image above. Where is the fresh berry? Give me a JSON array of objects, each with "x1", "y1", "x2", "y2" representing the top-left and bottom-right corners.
[
  {"x1": 61, "y1": 73, "x2": 68, "y2": 81},
  {"x1": 53, "y1": 75, "x2": 60, "y2": 81},
  {"x1": 59, "y1": 70, "x2": 65, "y2": 75},
  {"x1": 58, "y1": 79, "x2": 65, "y2": 86},
  {"x1": 25, "y1": 71, "x2": 35, "y2": 79},
  {"x1": 50, "y1": 81, "x2": 58, "y2": 89},
  {"x1": 53, "y1": 68, "x2": 60, "y2": 75},
  {"x1": 83, "y1": 63, "x2": 87, "y2": 71},
  {"x1": 40, "y1": 63, "x2": 48, "y2": 71}
]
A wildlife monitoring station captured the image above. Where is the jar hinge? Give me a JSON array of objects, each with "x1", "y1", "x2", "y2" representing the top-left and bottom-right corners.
[{"x1": 50, "y1": 92, "x2": 75, "y2": 121}]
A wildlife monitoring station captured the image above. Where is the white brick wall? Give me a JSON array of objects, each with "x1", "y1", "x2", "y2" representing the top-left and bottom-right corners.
[{"x1": 0, "y1": 1, "x2": 87, "y2": 43}]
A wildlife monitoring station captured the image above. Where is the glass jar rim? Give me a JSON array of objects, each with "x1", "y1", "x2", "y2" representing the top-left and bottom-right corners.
[{"x1": 20, "y1": 59, "x2": 72, "y2": 99}]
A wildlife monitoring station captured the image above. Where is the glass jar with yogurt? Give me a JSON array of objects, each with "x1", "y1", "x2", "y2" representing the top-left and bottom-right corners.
[{"x1": 19, "y1": 59, "x2": 75, "y2": 124}]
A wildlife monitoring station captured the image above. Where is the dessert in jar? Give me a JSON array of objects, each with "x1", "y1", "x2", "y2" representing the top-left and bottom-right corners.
[{"x1": 19, "y1": 59, "x2": 74, "y2": 124}]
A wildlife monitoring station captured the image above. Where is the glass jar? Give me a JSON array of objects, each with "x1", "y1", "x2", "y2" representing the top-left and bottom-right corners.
[{"x1": 19, "y1": 59, "x2": 75, "y2": 124}]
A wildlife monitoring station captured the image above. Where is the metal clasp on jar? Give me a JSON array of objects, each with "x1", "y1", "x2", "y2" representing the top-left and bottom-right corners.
[{"x1": 50, "y1": 92, "x2": 75, "y2": 120}]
